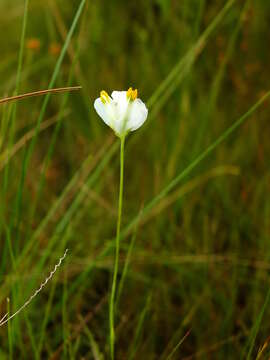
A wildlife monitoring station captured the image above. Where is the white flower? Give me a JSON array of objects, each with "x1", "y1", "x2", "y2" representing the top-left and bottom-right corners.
[{"x1": 94, "y1": 87, "x2": 148, "y2": 137}]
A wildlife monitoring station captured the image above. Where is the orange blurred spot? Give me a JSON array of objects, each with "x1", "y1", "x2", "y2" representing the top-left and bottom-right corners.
[
  {"x1": 26, "y1": 38, "x2": 41, "y2": 51},
  {"x1": 49, "y1": 42, "x2": 61, "y2": 56}
]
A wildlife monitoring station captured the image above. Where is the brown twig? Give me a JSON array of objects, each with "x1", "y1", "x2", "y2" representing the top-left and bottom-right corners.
[{"x1": 0, "y1": 86, "x2": 82, "y2": 105}]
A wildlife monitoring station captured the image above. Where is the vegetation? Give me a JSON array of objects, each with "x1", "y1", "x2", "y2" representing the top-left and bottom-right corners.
[{"x1": 0, "y1": 0, "x2": 270, "y2": 358}]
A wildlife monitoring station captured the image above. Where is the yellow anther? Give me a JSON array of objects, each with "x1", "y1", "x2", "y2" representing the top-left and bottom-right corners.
[
  {"x1": 127, "y1": 87, "x2": 138, "y2": 101},
  {"x1": 131, "y1": 88, "x2": 138, "y2": 100},
  {"x1": 127, "y1": 87, "x2": 133, "y2": 99},
  {"x1": 100, "y1": 90, "x2": 110, "y2": 104}
]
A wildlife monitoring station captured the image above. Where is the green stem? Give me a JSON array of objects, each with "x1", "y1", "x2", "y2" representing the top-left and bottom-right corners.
[{"x1": 110, "y1": 135, "x2": 125, "y2": 360}]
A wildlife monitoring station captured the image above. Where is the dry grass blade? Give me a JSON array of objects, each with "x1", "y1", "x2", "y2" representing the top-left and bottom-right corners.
[
  {"x1": 166, "y1": 329, "x2": 191, "y2": 360},
  {"x1": 256, "y1": 335, "x2": 270, "y2": 360},
  {"x1": 0, "y1": 86, "x2": 81, "y2": 105}
]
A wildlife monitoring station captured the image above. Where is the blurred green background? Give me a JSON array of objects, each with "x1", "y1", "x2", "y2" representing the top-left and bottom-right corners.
[{"x1": 0, "y1": 0, "x2": 270, "y2": 358}]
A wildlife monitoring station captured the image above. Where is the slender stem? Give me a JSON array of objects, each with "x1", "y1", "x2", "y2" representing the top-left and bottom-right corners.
[
  {"x1": 0, "y1": 86, "x2": 82, "y2": 105},
  {"x1": 110, "y1": 136, "x2": 125, "y2": 360}
]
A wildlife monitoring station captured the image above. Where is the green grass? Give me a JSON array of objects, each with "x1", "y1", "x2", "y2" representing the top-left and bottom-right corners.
[{"x1": 1, "y1": 0, "x2": 270, "y2": 358}]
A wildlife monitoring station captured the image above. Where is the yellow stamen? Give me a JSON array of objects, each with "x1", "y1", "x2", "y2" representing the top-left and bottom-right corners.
[
  {"x1": 100, "y1": 90, "x2": 110, "y2": 104},
  {"x1": 127, "y1": 87, "x2": 138, "y2": 101},
  {"x1": 126, "y1": 87, "x2": 133, "y2": 99},
  {"x1": 131, "y1": 88, "x2": 138, "y2": 100}
]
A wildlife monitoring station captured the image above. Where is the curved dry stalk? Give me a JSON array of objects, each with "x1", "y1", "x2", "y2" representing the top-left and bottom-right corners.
[
  {"x1": 0, "y1": 249, "x2": 69, "y2": 327},
  {"x1": 0, "y1": 86, "x2": 81, "y2": 105}
]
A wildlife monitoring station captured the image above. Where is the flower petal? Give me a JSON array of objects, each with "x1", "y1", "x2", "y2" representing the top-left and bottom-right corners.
[
  {"x1": 94, "y1": 98, "x2": 113, "y2": 128},
  {"x1": 111, "y1": 91, "x2": 130, "y2": 122},
  {"x1": 111, "y1": 91, "x2": 127, "y2": 102},
  {"x1": 127, "y1": 99, "x2": 148, "y2": 131}
]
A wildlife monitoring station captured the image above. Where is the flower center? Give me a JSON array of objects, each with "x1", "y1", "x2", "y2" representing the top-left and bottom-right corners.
[
  {"x1": 100, "y1": 90, "x2": 110, "y2": 104},
  {"x1": 126, "y1": 87, "x2": 138, "y2": 101}
]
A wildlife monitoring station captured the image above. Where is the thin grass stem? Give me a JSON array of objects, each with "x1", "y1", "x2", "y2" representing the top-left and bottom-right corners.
[{"x1": 109, "y1": 136, "x2": 125, "y2": 360}]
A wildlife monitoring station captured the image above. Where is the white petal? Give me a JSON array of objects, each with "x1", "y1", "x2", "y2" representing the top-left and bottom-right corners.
[
  {"x1": 111, "y1": 91, "x2": 130, "y2": 122},
  {"x1": 113, "y1": 119, "x2": 125, "y2": 136},
  {"x1": 111, "y1": 91, "x2": 127, "y2": 102},
  {"x1": 127, "y1": 99, "x2": 148, "y2": 131},
  {"x1": 94, "y1": 98, "x2": 113, "y2": 127}
]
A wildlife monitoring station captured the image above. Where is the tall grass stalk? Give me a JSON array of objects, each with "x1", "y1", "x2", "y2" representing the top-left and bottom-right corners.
[
  {"x1": 109, "y1": 136, "x2": 125, "y2": 360},
  {"x1": 6, "y1": 0, "x2": 29, "y2": 235}
]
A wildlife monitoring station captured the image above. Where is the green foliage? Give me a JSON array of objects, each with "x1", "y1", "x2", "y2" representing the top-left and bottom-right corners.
[{"x1": 0, "y1": 0, "x2": 270, "y2": 358}]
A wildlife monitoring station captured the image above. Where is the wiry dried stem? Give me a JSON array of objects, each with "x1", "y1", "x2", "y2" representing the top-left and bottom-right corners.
[
  {"x1": 0, "y1": 249, "x2": 69, "y2": 327},
  {"x1": 0, "y1": 86, "x2": 81, "y2": 105}
]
